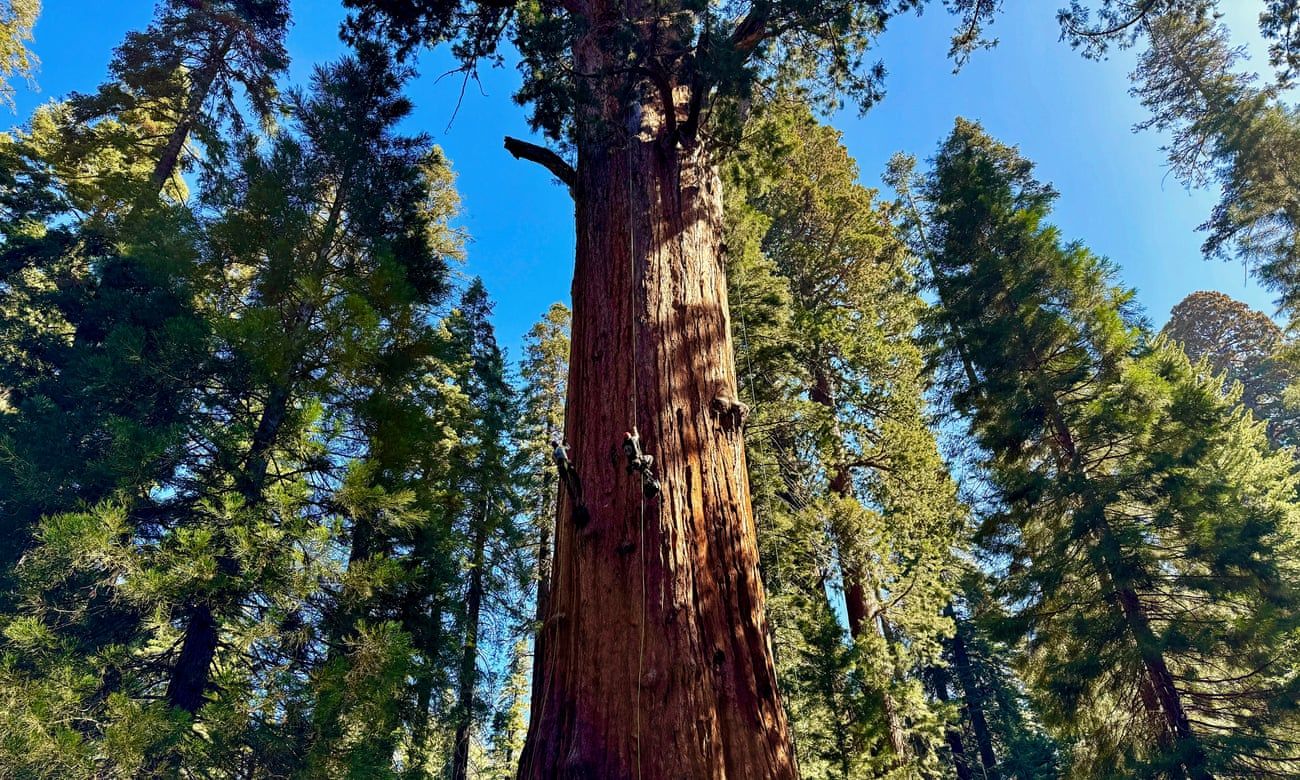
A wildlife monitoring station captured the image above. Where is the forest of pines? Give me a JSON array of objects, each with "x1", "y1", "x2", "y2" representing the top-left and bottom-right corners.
[{"x1": 1, "y1": 0, "x2": 1300, "y2": 777}]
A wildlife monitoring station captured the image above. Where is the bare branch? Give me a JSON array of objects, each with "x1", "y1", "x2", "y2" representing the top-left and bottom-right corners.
[{"x1": 503, "y1": 136, "x2": 577, "y2": 194}]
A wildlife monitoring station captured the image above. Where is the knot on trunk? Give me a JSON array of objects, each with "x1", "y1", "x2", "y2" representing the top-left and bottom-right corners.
[{"x1": 711, "y1": 395, "x2": 749, "y2": 432}]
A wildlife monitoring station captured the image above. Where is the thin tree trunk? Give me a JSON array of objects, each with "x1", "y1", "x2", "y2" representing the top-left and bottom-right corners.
[
  {"x1": 947, "y1": 612, "x2": 999, "y2": 780},
  {"x1": 146, "y1": 30, "x2": 236, "y2": 199},
  {"x1": 982, "y1": 277, "x2": 1211, "y2": 780},
  {"x1": 873, "y1": 587, "x2": 916, "y2": 762},
  {"x1": 517, "y1": 40, "x2": 795, "y2": 773},
  {"x1": 926, "y1": 662, "x2": 973, "y2": 780},
  {"x1": 409, "y1": 602, "x2": 441, "y2": 768},
  {"x1": 452, "y1": 507, "x2": 488, "y2": 780},
  {"x1": 165, "y1": 381, "x2": 291, "y2": 714},
  {"x1": 1113, "y1": 565, "x2": 1210, "y2": 780},
  {"x1": 1041, "y1": 405, "x2": 1211, "y2": 780},
  {"x1": 811, "y1": 366, "x2": 911, "y2": 766},
  {"x1": 528, "y1": 449, "x2": 556, "y2": 739}
]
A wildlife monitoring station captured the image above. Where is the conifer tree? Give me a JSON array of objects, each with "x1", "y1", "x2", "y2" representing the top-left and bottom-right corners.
[
  {"x1": 0, "y1": 0, "x2": 291, "y2": 600},
  {"x1": 897, "y1": 119, "x2": 1300, "y2": 778},
  {"x1": 444, "y1": 278, "x2": 521, "y2": 780},
  {"x1": 929, "y1": 583, "x2": 1062, "y2": 780},
  {"x1": 0, "y1": 46, "x2": 462, "y2": 775},
  {"x1": 1129, "y1": 13, "x2": 1300, "y2": 321},
  {"x1": 727, "y1": 103, "x2": 963, "y2": 779},
  {"x1": 516, "y1": 303, "x2": 570, "y2": 637},
  {"x1": 341, "y1": 3, "x2": 1009, "y2": 773},
  {"x1": 1163, "y1": 290, "x2": 1299, "y2": 449},
  {"x1": 70, "y1": 0, "x2": 291, "y2": 199}
]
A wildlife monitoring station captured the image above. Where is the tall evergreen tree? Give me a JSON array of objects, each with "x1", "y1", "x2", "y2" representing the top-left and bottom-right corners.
[
  {"x1": 896, "y1": 119, "x2": 1300, "y2": 778},
  {"x1": 444, "y1": 278, "x2": 521, "y2": 780},
  {"x1": 928, "y1": 581, "x2": 1062, "y2": 780},
  {"x1": 1125, "y1": 11, "x2": 1300, "y2": 354},
  {"x1": 71, "y1": 0, "x2": 291, "y2": 199},
  {"x1": 341, "y1": 2, "x2": 1013, "y2": 773},
  {"x1": 727, "y1": 102, "x2": 963, "y2": 779},
  {"x1": 516, "y1": 303, "x2": 570, "y2": 637},
  {"x1": 0, "y1": 0, "x2": 291, "y2": 602}
]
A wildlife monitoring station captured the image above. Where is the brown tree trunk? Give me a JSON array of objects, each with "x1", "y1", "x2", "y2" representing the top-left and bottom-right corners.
[
  {"x1": 516, "y1": 33, "x2": 795, "y2": 773},
  {"x1": 146, "y1": 30, "x2": 235, "y2": 199},
  {"x1": 165, "y1": 602, "x2": 218, "y2": 714},
  {"x1": 453, "y1": 508, "x2": 488, "y2": 780},
  {"x1": 528, "y1": 454, "x2": 556, "y2": 734},
  {"x1": 813, "y1": 368, "x2": 911, "y2": 765},
  {"x1": 166, "y1": 381, "x2": 290, "y2": 714},
  {"x1": 925, "y1": 663, "x2": 972, "y2": 780},
  {"x1": 1114, "y1": 575, "x2": 1211, "y2": 780},
  {"x1": 947, "y1": 613, "x2": 999, "y2": 780}
]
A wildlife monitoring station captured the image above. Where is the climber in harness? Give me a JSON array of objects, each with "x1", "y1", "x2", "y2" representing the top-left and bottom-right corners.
[
  {"x1": 552, "y1": 439, "x2": 591, "y2": 527},
  {"x1": 623, "y1": 427, "x2": 661, "y2": 499}
]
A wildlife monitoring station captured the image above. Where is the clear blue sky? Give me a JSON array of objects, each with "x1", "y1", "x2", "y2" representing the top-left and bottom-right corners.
[{"x1": 9, "y1": 1, "x2": 1279, "y2": 358}]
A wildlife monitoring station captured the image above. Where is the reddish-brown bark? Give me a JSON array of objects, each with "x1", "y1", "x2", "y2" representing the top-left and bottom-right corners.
[{"x1": 515, "y1": 40, "x2": 796, "y2": 774}]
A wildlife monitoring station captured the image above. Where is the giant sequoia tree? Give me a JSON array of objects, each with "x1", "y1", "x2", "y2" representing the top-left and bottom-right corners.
[
  {"x1": 1162, "y1": 291, "x2": 1299, "y2": 449},
  {"x1": 340, "y1": 2, "x2": 1016, "y2": 775}
]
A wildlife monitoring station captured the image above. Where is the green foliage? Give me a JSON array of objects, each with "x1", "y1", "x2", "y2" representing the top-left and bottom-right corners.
[
  {"x1": 1162, "y1": 290, "x2": 1300, "y2": 450},
  {"x1": 1134, "y1": 14, "x2": 1300, "y2": 320},
  {"x1": 341, "y1": 0, "x2": 1010, "y2": 150},
  {"x1": 0, "y1": 0, "x2": 38, "y2": 110},
  {"x1": 727, "y1": 101, "x2": 963, "y2": 779},
  {"x1": 0, "y1": 34, "x2": 471, "y2": 774},
  {"x1": 937, "y1": 584, "x2": 1063, "y2": 780},
  {"x1": 906, "y1": 118, "x2": 1300, "y2": 778}
]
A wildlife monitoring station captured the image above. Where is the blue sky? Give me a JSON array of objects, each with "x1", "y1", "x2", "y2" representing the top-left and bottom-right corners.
[{"x1": 8, "y1": 1, "x2": 1279, "y2": 357}]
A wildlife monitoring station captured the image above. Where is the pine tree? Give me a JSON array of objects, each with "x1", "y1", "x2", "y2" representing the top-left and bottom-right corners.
[
  {"x1": 1131, "y1": 13, "x2": 1300, "y2": 321},
  {"x1": 0, "y1": 0, "x2": 291, "y2": 599},
  {"x1": 516, "y1": 303, "x2": 570, "y2": 638},
  {"x1": 444, "y1": 278, "x2": 521, "y2": 780},
  {"x1": 71, "y1": 0, "x2": 291, "y2": 199},
  {"x1": 901, "y1": 118, "x2": 1300, "y2": 778},
  {"x1": 929, "y1": 581, "x2": 1062, "y2": 780}
]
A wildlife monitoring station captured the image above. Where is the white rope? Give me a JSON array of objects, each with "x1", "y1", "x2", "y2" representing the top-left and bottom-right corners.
[{"x1": 626, "y1": 104, "x2": 647, "y2": 780}]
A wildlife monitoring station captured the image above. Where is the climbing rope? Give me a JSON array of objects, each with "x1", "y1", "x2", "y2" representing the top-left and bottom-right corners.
[{"x1": 625, "y1": 103, "x2": 647, "y2": 780}]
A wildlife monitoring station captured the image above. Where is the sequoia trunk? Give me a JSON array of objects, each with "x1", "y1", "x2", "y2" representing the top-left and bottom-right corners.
[{"x1": 516, "y1": 52, "x2": 795, "y2": 776}]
